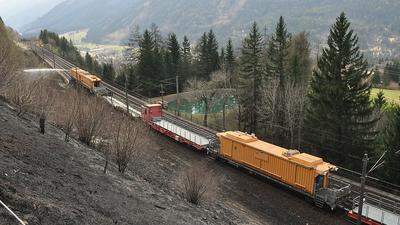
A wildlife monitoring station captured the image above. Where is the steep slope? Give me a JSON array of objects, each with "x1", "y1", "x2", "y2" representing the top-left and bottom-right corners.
[
  {"x1": 22, "y1": 0, "x2": 400, "y2": 55},
  {"x1": 0, "y1": 97, "x2": 350, "y2": 225}
]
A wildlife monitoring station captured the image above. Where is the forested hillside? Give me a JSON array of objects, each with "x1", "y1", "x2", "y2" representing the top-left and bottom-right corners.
[
  {"x1": 22, "y1": 0, "x2": 400, "y2": 57},
  {"x1": 97, "y1": 12, "x2": 400, "y2": 185}
]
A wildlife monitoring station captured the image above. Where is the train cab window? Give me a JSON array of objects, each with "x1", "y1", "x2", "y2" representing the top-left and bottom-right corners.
[
  {"x1": 315, "y1": 175, "x2": 324, "y2": 190},
  {"x1": 94, "y1": 81, "x2": 100, "y2": 87}
]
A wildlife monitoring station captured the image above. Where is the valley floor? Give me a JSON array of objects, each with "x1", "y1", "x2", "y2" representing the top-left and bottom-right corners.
[{"x1": 0, "y1": 100, "x2": 349, "y2": 225}]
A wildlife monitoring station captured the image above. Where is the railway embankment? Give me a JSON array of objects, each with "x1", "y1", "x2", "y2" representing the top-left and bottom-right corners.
[{"x1": 0, "y1": 98, "x2": 350, "y2": 225}]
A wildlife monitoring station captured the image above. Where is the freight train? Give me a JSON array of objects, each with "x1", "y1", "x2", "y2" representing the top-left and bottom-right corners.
[
  {"x1": 69, "y1": 68, "x2": 108, "y2": 95},
  {"x1": 142, "y1": 103, "x2": 351, "y2": 210},
  {"x1": 32, "y1": 43, "x2": 400, "y2": 225}
]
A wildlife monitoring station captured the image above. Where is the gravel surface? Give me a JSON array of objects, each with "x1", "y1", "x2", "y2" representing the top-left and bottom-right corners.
[{"x1": 0, "y1": 101, "x2": 350, "y2": 225}]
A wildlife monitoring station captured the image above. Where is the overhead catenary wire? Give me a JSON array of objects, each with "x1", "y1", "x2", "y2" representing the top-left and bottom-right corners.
[{"x1": 33, "y1": 43, "x2": 400, "y2": 196}]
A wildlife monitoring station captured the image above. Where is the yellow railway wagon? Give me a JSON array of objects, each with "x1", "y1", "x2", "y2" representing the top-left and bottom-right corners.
[
  {"x1": 217, "y1": 131, "x2": 336, "y2": 196},
  {"x1": 70, "y1": 68, "x2": 103, "y2": 93}
]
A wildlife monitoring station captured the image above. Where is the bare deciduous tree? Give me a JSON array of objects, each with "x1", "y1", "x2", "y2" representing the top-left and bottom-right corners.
[
  {"x1": 185, "y1": 72, "x2": 228, "y2": 127},
  {"x1": 283, "y1": 81, "x2": 307, "y2": 148},
  {"x1": 0, "y1": 25, "x2": 20, "y2": 88},
  {"x1": 75, "y1": 94, "x2": 107, "y2": 145},
  {"x1": 180, "y1": 163, "x2": 218, "y2": 205},
  {"x1": 51, "y1": 89, "x2": 80, "y2": 142},
  {"x1": 32, "y1": 76, "x2": 57, "y2": 134},
  {"x1": 4, "y1": 73, "x2": 39, "y2": 117},
  {"x1": 259, "y1": 78, "x2": 280, "y2": 139},
  {"x1": 111, "y1": 115, "x2": 146, "y2": 174},
  {"x1": 212, "y1": 70, "x2": 235, "y2": 130},
  {"x1": 259, "y1": 78, "x2": 307, "y2": 148}
]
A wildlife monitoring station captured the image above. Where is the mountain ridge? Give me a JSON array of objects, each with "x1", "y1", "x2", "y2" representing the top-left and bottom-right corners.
[{"x1": 22, "y1": 0, "x2": 400, "y2": 57}]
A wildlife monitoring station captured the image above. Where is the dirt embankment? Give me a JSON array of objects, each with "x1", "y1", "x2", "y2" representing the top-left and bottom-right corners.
[{"x1": 0, "y1": 100, "x2": 349, "y2": 225}]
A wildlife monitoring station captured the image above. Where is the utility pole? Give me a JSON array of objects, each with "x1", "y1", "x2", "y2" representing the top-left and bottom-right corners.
[
  {"x1": 53, "y1": 52, "x2": 56, "y2": 68},
  {"x1": 357, "y1": 151, "x2": 387, "y2": 225},
  {"x1": 160, "y1": 83, "x2": 165, "y2": 108},
  {"x1": 125, "y1": 73, "x2": 130, "y2": 113},
  {"x1": 357, "y1": 153, "x2": 369, "y2": 225},
  {"x1": 176, "y1": 75, "x2": 180, "y2": 116}
]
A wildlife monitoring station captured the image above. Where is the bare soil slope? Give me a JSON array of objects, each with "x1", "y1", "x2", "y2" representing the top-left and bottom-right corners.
[{"x1": 0, "y1": 100, "x2": 348, "y2": 225}]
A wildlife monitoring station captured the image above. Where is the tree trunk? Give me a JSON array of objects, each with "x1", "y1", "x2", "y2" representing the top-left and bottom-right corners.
[
  {"x1": 103, "y1": 154, "x2": 109, "y2": 174},
  {"x1": 238, "y1": 105, "x2": 241, "y2": 130},
  {"x1": 203, "y1": 101, "x2": 209, "y2": 127},
  {"x1": 222, "y1": 98, "x2": 226, "y2": 130},
  {"x1": 39, "y1": 113, "x2": 46, "y2": 134}
]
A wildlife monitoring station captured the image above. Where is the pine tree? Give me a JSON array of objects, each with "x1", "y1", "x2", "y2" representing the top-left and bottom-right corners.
[
  {"x1": 207, "y1": 29, "x2": 220, "y2": 75},
  {"x1": 181, "y1": 36, "x2": 192, "y2": 81},
  {"x1": 267, "y1": 16, "x2": 291, "y2": 83},
  {"x1": 238, "y1": 22, "x2": 264, "y2": 134},
  {"x1": 225, "y1": 39, "x2": 235, "y2": 84},
  {"x1": 85, "y1": 52, "x2": 94, "y2": 73},
  {"x1": 380, "y1": 105, "x2": 400, "y2": 185},
  {"x1": 102, "y1": 63, "x2": 115, "y2": 81},
  {"x1": 138, "y1": 29, "x2": 158, "y2": 96},
  {"x1": 267, "y1": 16, "x2": 291, "y2": 145},
  {"x1": 41, "y1": 30, "x2": 49, "y2": 44},
  {"x1": 219, "y1": 47, "x2": 225, "y2": 68},
  {"x1": 197, "y1": 32, "x2": 209, "y2": 79},
  {"x1": 166, "y1": 33, "x2": 181, "y2": 78},
  {"x1": 372, "y1": 71, "x2": 382, "y2": 86},
  {"x1": 306, "y1": 13, "x2": 376, "y2": 164}
]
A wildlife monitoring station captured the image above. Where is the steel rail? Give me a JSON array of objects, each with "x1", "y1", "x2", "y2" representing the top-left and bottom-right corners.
[{"x1": 34, "y1": 45, "x2": 218, "y2": 142}]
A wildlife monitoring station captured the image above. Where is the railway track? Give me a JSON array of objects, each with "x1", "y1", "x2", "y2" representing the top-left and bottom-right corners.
[
  {"x1": 32, "y1": 44, "x2": 218, "y2": 146},
  {"x1": 31, "y1": 44, "x2": 400, "y2": 223}
]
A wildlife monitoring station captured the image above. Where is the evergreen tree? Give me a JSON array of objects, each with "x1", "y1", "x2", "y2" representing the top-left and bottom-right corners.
[
  {"x1": 380, "y1": 105, "x2": 400, "y2": 185},
  {"x1": 85, "y1": 52, "x2": 94, "y2": 73},
  {"x1": 372, "y1": 70, "x2": 382, "y2": 86},
  {"x1": 196, "y1": 30, "x2": 220, "y2": 80},
  {"x1": 207, "y1": 29, "x2": 220, "y2": 75},
  {"x1": 219, "y1": 47, "x2": 225, "y2": 68},
  {"x1": 373, "y1": 91, "x2": 387, "y2": 109},
  {"x1": 225, "y1": 39, "x2": 235, "y2": 84},
  {"x1": 267, "y1": 16, "x2": 291, "y2": 145},
  {"x1": 197, "y1": 32, "x2": 209, "y2": 79},
  {"x1": 238, "y1": 22, "x2": 264, "y2": 134},
  {"x1": 166, "y1": 33, "x2": 181, "y2": 78},
  {"x1": 40, "y1": 30, "x2": 49, "y2": 44},
  {"x1": 137, "y1": 29, "x2": 159, "y2": 96},
  {"x1": 383, "y1": 61, "x2": 400, "y2": 85},
  {"x1": 306, "y1": 13, "x2": 377, "y2": 164},
  {"x1": 181, "y1": 36, "x2": 192, "y2": 81},
  {"x1": 267, "y1": 16, "x2": 291, "y2": 83},
  {"x1": 102, "y1": 63, "x2": 115, "y2": 81}
]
